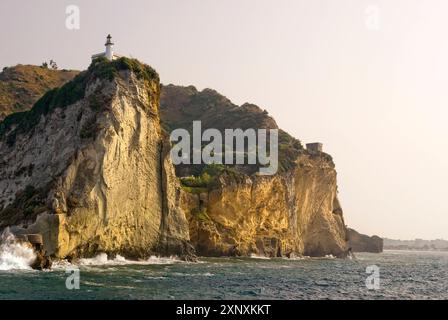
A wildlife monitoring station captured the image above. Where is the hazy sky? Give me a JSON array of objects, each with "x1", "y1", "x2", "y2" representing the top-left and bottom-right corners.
[{"x1": 1, "y1": 0, "x2": 447, "y2": 240}]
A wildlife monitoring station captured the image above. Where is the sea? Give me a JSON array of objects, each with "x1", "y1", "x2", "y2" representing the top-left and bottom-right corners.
[{"x1": 1, "y1": 237, "x2": 447, "y2": 300}]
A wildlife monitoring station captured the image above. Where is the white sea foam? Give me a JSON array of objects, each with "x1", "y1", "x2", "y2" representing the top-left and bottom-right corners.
[
  {"x1": 0, "y1": 229, "x2": 36, "y2": 271},
  {"x1": 281, "y1": 254, "x2": 310, "y2": 260},
  {"x1": 249, "y1": 254, "x2": 271, "y2": 260},
  {"x1": 76, "y1": 253, "x2": 182, "y2": 266},
  {"x1": 172, "y1": 272, "x2": 214, "y2": 277},
  {"x1": 50, "y1": 253, "x2": 184, "y2": 270}
]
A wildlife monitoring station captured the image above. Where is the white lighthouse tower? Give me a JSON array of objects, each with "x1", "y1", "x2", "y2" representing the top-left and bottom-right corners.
[
  {"x1": 91, "y1": 34, "x2": 121, "y2": 62},
  {"x1": 105, "y1": 34, "x2": 114, "y2": 61}
]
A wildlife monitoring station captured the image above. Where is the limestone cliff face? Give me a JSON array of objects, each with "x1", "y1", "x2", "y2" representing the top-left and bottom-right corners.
[
  {"x1": 0, "y1": 65, "x2": 350, "y2": 260},
  {"x1": 181, "y1": 154, "x2": 348, "y2": 258},
  {"x1": 160, "y1": 85, "x2": 348, "y2": 258},
  {"x1": 0, "y1": 60, "x2": 191, "y2": 259}
]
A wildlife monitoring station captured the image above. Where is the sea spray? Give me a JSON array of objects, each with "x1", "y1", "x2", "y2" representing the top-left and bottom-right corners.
[
  {"x1": 249, "y1": 253, "x2": 271, "y2": 260},
  {"x1": 78, "y1": 253, "x2": 182, "y2": 266},
  {"x1": 50, "y1": 254, "x2": 184, "y2": 270},
  {"x1": 0, "y1": 228, "x2": 36, "y2": 271}
]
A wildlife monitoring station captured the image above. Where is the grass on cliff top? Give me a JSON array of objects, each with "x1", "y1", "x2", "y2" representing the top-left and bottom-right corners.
[
  {"x1": 175, "y1": 130, "x2": 303, "y2": 178},
  {"x1": 0, "y1": 57, "x2": 159, "y2": 144},
  {"x1": 90, "y1": 56, "x2": 159, "y2": 83},
  {"x1": 160, "y1": 84, "x2": 304, "y2": 175},
  {"x1": 180, "y1": 164, "x2": 223, "y2": 192},
  {"x1": 180, "y1": 164, "x2": 245, "y2": 193}
]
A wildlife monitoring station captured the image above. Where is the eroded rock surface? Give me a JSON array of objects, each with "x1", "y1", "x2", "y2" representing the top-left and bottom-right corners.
[
  {"x1": 181, "y1": 154, "x2": 348, "y2": 257},
  {"x1": 0, "y1": 59, "x2": 192, "y2": 259},
  {"x1": 0, "y1": 61, "x2": 350, "y2": 260}
]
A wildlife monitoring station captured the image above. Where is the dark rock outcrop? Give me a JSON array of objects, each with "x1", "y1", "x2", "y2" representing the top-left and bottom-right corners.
[{"x1": 347, "y1": 228, "x2": 383, "y2": 253}]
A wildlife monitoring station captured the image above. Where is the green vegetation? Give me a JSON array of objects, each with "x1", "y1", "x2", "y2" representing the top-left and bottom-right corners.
[
  {"x1": 181, "y1": 164, "x2": 223, "y2": 191},
  {"x1": 180, "y1": 164, "x2": 245, "y2": 193},
  {"x1": 278, "y1": 130, "x2": 303, "y2": 172},
  {"x1": 0, "y1": 71, "x2": 88, "y2": 140},
  {"x1": 21, "y1": 185, "x2": 45, "y2": 216},
  {"x1": 79, "y1": 116, "x2": 98, "y2": 139},
  {"x1": 181, "y1": 186, "x2": 209, "y2": 194},
  {"x1": 174, "y1": 131, "x2": 303, "y2": 179},
  {"x1": 0, "y1": 185, "x2": 48, "y2": 229},
  {"x1": 0, "y1": 57, "x2": 159, "y2": 144},
  {"x1": 191, "y1": 207, "x2": 212, "y2": 223},
  {"x1": 160, "y1": 85, "x2": 305, "y2": 176},
  {"x1": 88, "y1": 57, "x2": 116, "y2": 81},
  {"x1": 88, "y1": 95, "x2": 101, "y2": 111},
  {"x1": 0, "y1": 65, "x2": 79, "y2": 121},
  {"x1": 89, "y1": 56, "x2": 159, "y2": 83}
]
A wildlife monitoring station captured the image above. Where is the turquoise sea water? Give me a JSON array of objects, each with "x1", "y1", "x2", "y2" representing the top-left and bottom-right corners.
[{"x1": 0, "y1": 251, "x2": 447, "y2": 300}]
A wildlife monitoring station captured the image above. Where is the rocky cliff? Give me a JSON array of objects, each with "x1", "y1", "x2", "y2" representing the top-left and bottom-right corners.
[
  {"x1": 0, "y1": 63, "x2": 349, "y2": 260},
  {"x1": 180, "y1": 154, "x2": 347, "y2": 258},
  {"x1": 161, "y1": 85, "x2": 348, "y2": 257},
  {"x1": 347, "y1": 228, "x2": 383, "y2": 253},
  {"x1": 0, "y1": 58, "x2": 192, "y2": 260}
]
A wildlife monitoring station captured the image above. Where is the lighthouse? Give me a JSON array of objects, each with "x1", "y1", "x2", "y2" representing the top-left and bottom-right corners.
[
  {"x1": 105, "y1": 34, "x2": 114, "y2": 60},
  {"x1": 91, "y1": 34, "x2": 121, "y2": 62}
]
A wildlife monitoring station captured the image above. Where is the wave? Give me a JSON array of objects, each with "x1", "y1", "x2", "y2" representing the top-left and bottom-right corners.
[
  {"x1": 249, "y1": 254, "x2": 271, "y2": 260},
  {"x1": 172, "y1": 272, "x2": 214, "y2": 277},
  {"x1": 0, "y1": 228, "x2": 36, "y2": 271},
  {"x1": 281, "y1": 254, "x2": 310, "y2": 260},
  {"x1": 51, "y1": 253, "x2": 182, "y2": 268}
]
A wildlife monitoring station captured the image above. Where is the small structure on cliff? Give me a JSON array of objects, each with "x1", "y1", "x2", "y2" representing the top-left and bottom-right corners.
[
  {"x1": 91, "y1": 34, "x2": 122, "y2": 61},
  {"x1": 306, "y1": 142, "x2": 323, "y2": 153}
]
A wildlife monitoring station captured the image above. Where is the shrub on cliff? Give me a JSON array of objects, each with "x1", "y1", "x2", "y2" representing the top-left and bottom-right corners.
[
  {"x1": 89, "y1": 56, "x2": 159, "y2": 83},
  {"x1": 180, "y1": 164, "x2": 245, "y2": 193},
  {"x1": 0, "y1": 184, "x2": 49, "y2": 229},
  {"x1": 0, "y1": 72, "x2": 87, "y2": 140}
]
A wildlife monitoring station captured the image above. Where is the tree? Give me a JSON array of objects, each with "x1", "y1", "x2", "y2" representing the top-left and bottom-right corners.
[
  {"x1": 41, "y1": 62, "x2": 48, "y2": 69},
  {"x1": 49, "y1": 60, "x2": 58, "y2": 70}
]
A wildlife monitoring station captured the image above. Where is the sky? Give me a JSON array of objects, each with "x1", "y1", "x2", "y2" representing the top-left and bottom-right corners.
[{"x1": 0, "y1": 0, "x2": 447, "y2": 240}]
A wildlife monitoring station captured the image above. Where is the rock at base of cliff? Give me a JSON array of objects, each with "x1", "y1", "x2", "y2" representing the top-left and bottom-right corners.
[
  {"x1": 347, "y1": 228, "x2": 383, "y2": 253},
  {"x1": 31, "y1": 250, "x2": 52, "y2": 270}
]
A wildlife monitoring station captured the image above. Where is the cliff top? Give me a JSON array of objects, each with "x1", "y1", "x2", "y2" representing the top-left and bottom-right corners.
[
  {"x1": 160, "y1": 84, "x2": 305, "y2": 175},
  {"x1": 0, "y1": 59, "x2": 333, "y2": 177},
  {"x1": 0, "y1": 65, "x2": 78, "y2": 121},
  {"x1": 0, "y1": 57, "x2": 159, "y2": 142}
]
